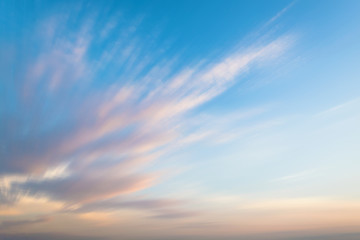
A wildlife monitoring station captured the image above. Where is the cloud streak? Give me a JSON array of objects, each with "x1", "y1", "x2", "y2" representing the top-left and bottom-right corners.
[
  {"x1": 0, "y1": 5, "x2": 292, "y2": 223},
  {"x1": 0, "y1": 216, "x2": 51, "y2": 230}
]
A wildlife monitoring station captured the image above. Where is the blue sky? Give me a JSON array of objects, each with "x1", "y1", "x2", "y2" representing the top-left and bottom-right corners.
[{"x1": 1, "y1": 1, "x2": 360, "y2": 239}]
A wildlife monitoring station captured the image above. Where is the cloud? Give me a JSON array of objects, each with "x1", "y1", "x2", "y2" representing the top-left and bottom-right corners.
[
  {"x1": 0, "y1": 216, "x2": 51, "y2": 230},
  {"x1": 272, "y1": 169, "x2": 317, "y2": 182},
  {"x1": 16, "y1": 172, "x2": 154, "y2": 205},
  {"x1": 2, "y1": 232, "x2": 360, "y2": 240},
  {"x1": 151, "y1": 209, "x2": 200, "y2": 219},
  {"x1": 72, "y1": 197, "x2": 182, "y2": 213},
  {"x1": 315, "y1": 97, "x2": 360, "y2": 117},
  {"x1": 0, "y1": 233, "x2": 104, "y2": 240},
  {"x1": 263, "y1": 1, "x2": 297, "y2": 28},
  {"x1": 0, "y1": 5, "x2": 291, "y2": 219},
  {"x1": 0, "y1": 187, "x2": 21, "y2": 206}
]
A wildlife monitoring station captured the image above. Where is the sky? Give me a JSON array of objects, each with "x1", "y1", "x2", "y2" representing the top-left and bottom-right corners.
[{"x1": 1, "y1": 0, "x2": 360, "y2": 239}]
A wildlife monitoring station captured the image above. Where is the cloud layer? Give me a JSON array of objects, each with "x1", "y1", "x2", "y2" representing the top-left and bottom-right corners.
[{"x1": 0, "y1": 4, "x2": 291, "y2": 232}]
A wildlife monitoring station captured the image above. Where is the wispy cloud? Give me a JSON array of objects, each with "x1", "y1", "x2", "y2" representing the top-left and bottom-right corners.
[
  {"x1": 315, "y1": 97, "x2": 360, "y2": 117},
  {"x1": 72, "y1": 198, "x2": 181, "y2": 213},
  {"x1": 0, "y1": 5, "x2": 292, "y2": 224},
  {"x1": 272, "y1": 169, "x2": 317, "y2": 182},
  {"x1": 151, "y1": 209, "x2": 200, "y2": 219},
  {"x1": 263, "y1": 1, "x2": 297, "y2": 27},
  {"x1": 0, "y1": 216, "x2": 51, "y2": 230}
]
